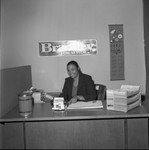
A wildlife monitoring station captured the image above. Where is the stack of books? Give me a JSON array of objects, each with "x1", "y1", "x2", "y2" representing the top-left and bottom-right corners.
[{"x1": 106, "y1": 85, "x2": 141, "y2": 112}]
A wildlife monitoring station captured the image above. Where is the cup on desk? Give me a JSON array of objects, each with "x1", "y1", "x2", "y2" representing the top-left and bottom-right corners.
[{"x1": 18, "y1": 92, "x2": 33, "y2": 117}]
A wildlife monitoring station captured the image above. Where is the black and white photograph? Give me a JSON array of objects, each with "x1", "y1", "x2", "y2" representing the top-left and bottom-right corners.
[{"x1": 0, "y1": 0, "x2": 149, "y2": 149}]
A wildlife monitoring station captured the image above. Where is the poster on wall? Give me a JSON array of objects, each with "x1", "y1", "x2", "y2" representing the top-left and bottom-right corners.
[
  {"x1": 109, "y1": 24, "x2": 125, "y2": 80},
  {"x1": 39, "y1": 39, "x2": 97, "y2": 56}
]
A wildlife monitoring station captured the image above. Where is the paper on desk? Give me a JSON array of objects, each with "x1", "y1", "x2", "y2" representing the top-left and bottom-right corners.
[{"x1": 67, "y1": 100, "x2": 103, "y2": 109}]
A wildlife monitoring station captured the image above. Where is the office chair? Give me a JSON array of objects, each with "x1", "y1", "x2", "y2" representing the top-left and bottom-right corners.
[{"x1": 95, "y1": 84, "x2": 106, "y2": 100}]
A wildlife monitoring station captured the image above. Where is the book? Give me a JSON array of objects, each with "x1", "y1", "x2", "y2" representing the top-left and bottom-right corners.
[
  {"x1": 115, "y1": 85, "x2": 140, "y2": 98},
  {"x1": 67, "y1": 100, "x2": 103, "y2": 109},
  {"x1": 114, "y1": 92, "x2": 141, "y2": 105},
  {"x1": 106, "y1": 85, "x2": 141, "y2": 112},
  {"x1": 113, "y1": 99, "x2": 141, "y2": 112}
]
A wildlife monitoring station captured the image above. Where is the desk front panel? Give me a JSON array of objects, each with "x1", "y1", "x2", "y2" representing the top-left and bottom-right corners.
[
  {"x1": 127, "y1": 118, "x2": 148, "y2": 149},
  {"x1": 1, "y1": 102, "x2": 149, "y2": 149},
  {"x1": 2, "y1": 122, "x2": 24, "y2": 149},
  {"x1": 26, "y1": 119, "x2": 125, "y2": 149}
]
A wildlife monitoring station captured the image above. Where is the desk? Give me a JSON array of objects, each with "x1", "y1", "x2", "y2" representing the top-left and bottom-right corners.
[{"x1": 0, "y1": 100, "x2": 149, "y2": 149}]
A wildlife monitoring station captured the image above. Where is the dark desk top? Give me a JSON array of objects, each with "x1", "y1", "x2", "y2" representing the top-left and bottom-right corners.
[{"x1": 1, "y1": 100, "x2": 149, "y2": 123}]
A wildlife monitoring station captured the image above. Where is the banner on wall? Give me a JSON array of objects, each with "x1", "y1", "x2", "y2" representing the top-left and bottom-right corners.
[
  {"x1": 39, "y1": 39, "x2": 97, "y2": 56},
  {"x1": 109, "y1": 24, "x2": 125, "y2": 81}
]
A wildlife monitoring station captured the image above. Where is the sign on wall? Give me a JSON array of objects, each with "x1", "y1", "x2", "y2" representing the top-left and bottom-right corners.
[
  {"x1": 39, "y1": 39, "x2": 97, "y2": 56},
  {"x1": 109, "y1": 24, "x2": 125, "y2": 80}
]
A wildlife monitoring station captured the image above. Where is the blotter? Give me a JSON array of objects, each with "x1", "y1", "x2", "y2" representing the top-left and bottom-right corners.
[{"x1": 67, "y1": 100, "x2": 103, "y2": 109}]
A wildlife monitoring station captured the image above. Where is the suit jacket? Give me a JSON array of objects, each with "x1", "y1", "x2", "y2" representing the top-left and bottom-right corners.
[{"x1": 60, "y1": 73, "x2": 96, "y2": 102}]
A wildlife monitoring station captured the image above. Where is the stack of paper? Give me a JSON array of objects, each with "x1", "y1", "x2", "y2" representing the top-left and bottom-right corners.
[
  {"x1": 106, "y1": 90, "x2": 115, "y2": 110},
  {"x1": 67, "y1": 100, "x2": 103, "y2": 109},
  {"x1": 107, "y1": 85, "x2": 141, "y2": 112}
]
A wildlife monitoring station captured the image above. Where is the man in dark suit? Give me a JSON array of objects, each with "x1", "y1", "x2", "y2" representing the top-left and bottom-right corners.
[{"x1": 60, "y1": 60, "x2": 96, "y2": 103}]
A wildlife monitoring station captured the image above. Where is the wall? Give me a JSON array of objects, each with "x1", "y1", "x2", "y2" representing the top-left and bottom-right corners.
[
  {"x1": 0, "y1": 0, "x2": 2, "y2": 148},
  {"x1": 1, "y1": 0, "x2": 145, "y2": 94}
]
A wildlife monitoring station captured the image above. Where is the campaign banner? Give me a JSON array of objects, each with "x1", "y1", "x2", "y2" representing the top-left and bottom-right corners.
[{"x1": 39, "y1": 39, "x2": 97, "y2": 56}]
